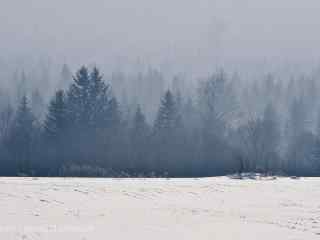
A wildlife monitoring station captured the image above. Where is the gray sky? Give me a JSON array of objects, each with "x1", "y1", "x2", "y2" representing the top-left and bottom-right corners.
[{"x1": 1, "y1": 0, "x2": 320, "y2": 76}]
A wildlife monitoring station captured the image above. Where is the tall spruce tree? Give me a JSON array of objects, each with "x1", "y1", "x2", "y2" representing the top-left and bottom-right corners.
[
  {"x1": 43, "y1": 90, "x2": 68, "y2": 173},
  {"x1": 44, "y1": 90, "x2": 67, "y2": 142},
  {"x1": 153, "y1": 90, "x2": 182, "y2": 175},
  {"x1": 67, "y1": 66, "x2": 112, "y2": 130},
  {"x1": 154, "y1": 90, "x2": 180, "y2": 134},
  {"x1": 65, "y1": 66, "x2": 116, "y2": 167},
  {"x1": 8, "y1": 95, "x2": 36, "y2": 175},
  {"x1": 67, "y1": 66, "x2": 91, "y2": 127},
  {"x1": 89, "y1": 67, "x2": 111, "y2": 129}
]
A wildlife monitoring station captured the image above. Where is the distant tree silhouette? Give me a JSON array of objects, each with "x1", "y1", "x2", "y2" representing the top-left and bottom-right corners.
[
  {"x1": 152, "y1": 90, "x2": 183, "y2": 175},
  {"x1": 129, "y1": 106, "x2": 150, "y2": 172},
  {"x1": 7, "y1": 96, "x2": 37, "y2": 175}
]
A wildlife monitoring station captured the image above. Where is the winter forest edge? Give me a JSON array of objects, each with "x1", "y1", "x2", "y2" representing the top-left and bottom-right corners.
[{"x1": 0, "y1": 65, "x2": 319, "y2": 178}]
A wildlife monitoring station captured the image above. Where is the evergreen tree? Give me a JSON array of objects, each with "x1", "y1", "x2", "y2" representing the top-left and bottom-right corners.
[
  {"x1": 65, "y1": 66, "x2": 117, "y2": 168},
  {"x1": 67, "y1": 66, "x2": 112, "y2": 130},
  {"x1": 0, "y1": 104, "x2": 14, "y2": 141},
  {"x1": 89, "y1": 67, "x2": 111, "y2": 129},
  {"x1": 67, "y1": 66, "x2": 91, "y2": 127},
  {"x1": 129, "y1": 106, "x2": 150, "y2": 172},
  {"x1": 43, "y1": 90, "x2": 68, "y2": 174},
  {"x1": 153, "y1": 90, "x2": 182, "y2": 175},
  {"x1": 154, "y1": 90, "x2": 180, "y2": 134},
  {"x1": 0, "y1": 105, "x2": 14, "y2": 175},
  {"x1": 44, "y1": 90, "x2": 67, "y2": 143},
  {"x1": 8, "y1": 95, "x2": 36, "y2": 175}
]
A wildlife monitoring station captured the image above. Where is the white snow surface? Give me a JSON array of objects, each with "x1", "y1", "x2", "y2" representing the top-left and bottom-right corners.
[{"x1": 0, "y1": 177, "x2": 319, "y2": 239}]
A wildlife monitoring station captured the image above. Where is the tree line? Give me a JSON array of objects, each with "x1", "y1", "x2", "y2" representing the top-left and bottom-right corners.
[{"x1": 0, "y1": 66, "x2": 320, "y2": 177}]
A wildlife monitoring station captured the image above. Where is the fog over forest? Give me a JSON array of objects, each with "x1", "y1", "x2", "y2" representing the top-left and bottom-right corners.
[
  {"x1": 0, "y1": 0, "x2": 320, "y2": 177},
  {"x1": 1, "y1": 0, "x2": 320, "y2": 74}
]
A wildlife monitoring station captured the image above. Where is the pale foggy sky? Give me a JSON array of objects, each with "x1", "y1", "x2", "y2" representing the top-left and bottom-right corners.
[{"x1": 0, "y1": 0, "x2": 320, "y2": 76}]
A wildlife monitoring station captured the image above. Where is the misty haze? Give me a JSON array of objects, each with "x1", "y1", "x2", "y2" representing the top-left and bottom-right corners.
[{"x1": 0, "y1": 0, "x2": 320, "y2": 239}]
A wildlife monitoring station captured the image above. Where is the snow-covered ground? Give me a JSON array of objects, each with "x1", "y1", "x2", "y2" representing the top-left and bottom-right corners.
[{"x1": 0, "y1": 177, "x2": 319, "y2": 240}]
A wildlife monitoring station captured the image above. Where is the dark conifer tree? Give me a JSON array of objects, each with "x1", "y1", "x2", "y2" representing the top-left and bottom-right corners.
[
  {"x1": 153, "y1": 90, "x2": 182, "y2": 175},
  {"x1": 154, "y1": 90, "x2": 179, "y2": 134},
  {"x1": 0, "y1": 105, "x2": 14, "y2": 175},
  {"x1": 89, "y1": 67, "x2": 111, "y2": 129},
  {"x1": 67, "y1": 66, "x2": 91, "y2": 127},
  {"x1": 67, "y1": 66, "x2": 112, "y2": 130},
  {"x1": 7, "y1": 95, "x2": 36, "y2": 175},
  {"x1": 44, "y1": 90, "x2": 68, "y2": 142},
  {"x1": 42, "y1": 90, "x2": 68, "y2": 173},
  {"x1": 65, "y1": 66, "x2": 116, "y2": 168}
]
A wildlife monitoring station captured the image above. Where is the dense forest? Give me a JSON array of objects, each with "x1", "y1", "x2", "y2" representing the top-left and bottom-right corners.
[{"x1": 0, "y1": 64, "x2": 320, "y2": 177}]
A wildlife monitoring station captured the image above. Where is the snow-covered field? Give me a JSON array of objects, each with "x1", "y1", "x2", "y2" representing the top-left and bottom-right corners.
[{"x1": 0, "y1": 177, "x2": 319, "y2": 240}]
